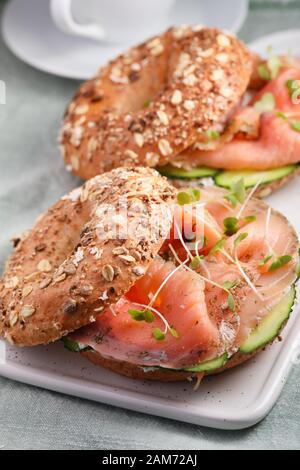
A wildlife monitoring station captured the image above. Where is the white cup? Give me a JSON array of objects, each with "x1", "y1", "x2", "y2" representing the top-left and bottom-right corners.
[{"x1": 50, "y1": 0, "x2": 175, "y2": 44}]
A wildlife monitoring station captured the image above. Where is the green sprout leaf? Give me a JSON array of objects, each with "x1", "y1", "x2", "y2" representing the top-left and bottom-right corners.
[
  {"x1": 152, "y1": 327, "x2": 166, "y2": 341},
  {"x1": 224, "y1": 217, "x2": 239, "y2": 236},
  {"x1": 258, "y1": 48, "x2": 281, "y2": 81},
  {"x1": 177, "y1": 188, "x2": 201, "y2": 206},
  {"x1": 170, "y1": 328, "x2": 179, "y2": 338},
  {"x1": 205, "y1": 129, "x2": 220, "y2": 141},
  {"x1": 269, "y1": 255, "x2": 292, "y2": 272},
  {"x1": 286, "y1": 79, "x2": 300, "y2": 97},
  {"x1": 222, "y1": 280, "x2": 238, "y2": 290},
  {"x1": 189, "y1": 255, "x2": 204, "y2": 270},
  {"x1": 254, "y1": 92, "x2": 275, "y2": 113},
  {"x1": 143, "y1": 99, "x2": 151, "y2": 108},
  {"x1": 257, "y1": 63, "x2": 271, "y2": 81},
  {"x1": 209, "y1": 238, "x2": 226, "y2": 255},
  {"x1": 234, "y1": 232, "x2": 248, "y2": 247},
  {"x1": 277, "y1": 111, "x2": 288, "y2": 120},
  {"x1": 128, "y1": 309, "x2": 155, "y2": 323},
  {"x1": 227, "y1": 293, "x2": 235, "y2": 312},
  {"x1": 291, "y1": 120, "x2": 300, "y2": 132},
  {"x1": 259, "y1": 254, "x2": 273, "y2": 266},
  {"x1": 224, "y1": 179, "x2": 246, "y2": 208},
  {"x1": 244, "y1": 215, "x2": 257, "y2": 223}
]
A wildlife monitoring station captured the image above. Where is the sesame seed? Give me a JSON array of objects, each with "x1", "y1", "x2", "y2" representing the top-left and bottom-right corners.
[
  {"x1": 21, "y1": 305, "x2": 36, "y2": 318},
  {"x1": 87, "y1": 137, "x2": 98, "y2": 159},
  {"x1": 102, "y1": 264, "x2": 115, "y2": 282},
  {"x1": 22, "y1": 285, "x2": 33, "y2": 298},
  {"x1": 9, "y1": 311, "x2": 18, "y2": 326},
  {"x1": 118, "y1": 254, "x2": 136, "y2": 265},
  {"x1": 171, "y1": 90, "x2": 182, "y2": 105},
  {"x1": 146, "y1": 38, "x2": 161, "y2": 49},
  {"x1": 145, "y1": 152, "x2": 160, "y2": 166},
  {"x1": 158, "y1": 139, "x2": 173, "y2": 157},
  {"x1": 217, "y1": 34, "x2": 231, "y2": 47},
  {"x1": 220, "y1": 87, "x2": 233, "y2": 98},
  {"x1": 134, "y1": 133, "x2": 144, "y2": 148},
  {"x1": 53, "y1": 273, "x2": 67, "y2": 284},
  {"x1": 183, "y1": 64, "x2": 196, "y2": 77},
  {"x1": 157, "y1": 110, "x2": 169, "y2": 126},
  {"x1": 5, "y1": 276, "x2": 19, "y2": 289},
  {"x1": 37, "y1": 259, "x2": 52, "y2": 273},
  {"x1": 80, "y1": 188, "x2": 89, "y2": 203},
  {"x1": 150, "y1": 44, "x2": 164, "y2": 56},
  {"x1": 183, "y1": 100, "x2": 196, "y2": 111},
  {"x1": 74, "y1": 104, "x2": 89, "y2": 115},
  {"x1": 124, "y1": 149, "x2": 138, "y2": 161},
  {"x1": 39, "y1": 277, "x2": 52, "y2": 289},
  {"x1": 112, "y1": 246, "x2": 128, "y2": 256},
  {"x1": 71, "y1": 155, "x2": 80, "y2": 171},
  {"x1": 211, "y1": 69, "x2": 224, "y2": 81},
  {"x1": 216, "y1": 52, "x2": 228, "y2": 63},
  {"x1": 183, "y1": 74, "x2": 197, "y2": 86}
]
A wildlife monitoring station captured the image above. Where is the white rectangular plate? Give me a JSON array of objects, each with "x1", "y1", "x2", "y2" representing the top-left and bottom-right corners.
[{"x1": 1, "y1": 35, "x2": 300, "y2": 429}]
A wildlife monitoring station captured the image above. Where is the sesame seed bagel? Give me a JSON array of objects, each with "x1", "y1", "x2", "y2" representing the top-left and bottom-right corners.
[
  {"x1": 61, "y1": 26, "x2": 253, "y2": 179},
  {"x1": 0, "y1": 168, "x2": 176, "y2": 346}
]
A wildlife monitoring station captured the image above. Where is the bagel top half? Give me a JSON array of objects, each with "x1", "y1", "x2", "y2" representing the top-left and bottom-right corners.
[
  {"x1": 0, "y1": 167, "x2": 176, "y2": 346},
  {"x1": 60, "y1": 26, "x2": 254, "y2": 179}
]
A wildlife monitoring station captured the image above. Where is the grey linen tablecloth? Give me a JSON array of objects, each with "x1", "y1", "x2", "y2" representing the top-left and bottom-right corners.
[{"x1": 1, "y1": 0, "x2": 300, "y2": 450}]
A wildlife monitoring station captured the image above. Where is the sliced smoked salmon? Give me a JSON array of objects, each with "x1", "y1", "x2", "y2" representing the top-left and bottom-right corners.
[{"x1": 71, "y1": 187, "x2": 299, "y2": 370}]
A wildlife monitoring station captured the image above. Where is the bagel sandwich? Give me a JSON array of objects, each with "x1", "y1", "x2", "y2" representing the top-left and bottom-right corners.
[
  {"x1": 60, "y1": 26, "x2": 300, "y2": 197},
  {"x1": 0, "y1": 168, "x2": 299, "y2": 383}
]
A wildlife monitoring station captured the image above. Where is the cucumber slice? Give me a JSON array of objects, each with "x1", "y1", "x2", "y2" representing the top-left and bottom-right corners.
[
  {"x1": 157, "y1": 164, "x2": 219, "y2": 179},
  {"x1": 214, "y1": 165, "x2": 298, "y2": 189},
  {"x1": 61, "y1": 336, "x2": 92, "y2": 353},
  {"x1": 239, "y1": 287, "x2": 296, "y2": 354},
  {"x1": 184, "y1": 353, "x2": 228, "y2": 373}
]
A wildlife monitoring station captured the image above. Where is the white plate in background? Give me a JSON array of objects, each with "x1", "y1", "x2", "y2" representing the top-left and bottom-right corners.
[
  {"x1": 2, "y1": 0, "x2": 248, "y2": 80},
  {"x1": 0, "y1": 29, "x2": 300, "y2": 430}
]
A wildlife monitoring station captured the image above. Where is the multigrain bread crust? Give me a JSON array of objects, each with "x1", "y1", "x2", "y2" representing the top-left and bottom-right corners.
[
  {"x1": 0, "y1": 168, "x2": 176, "y2": 346},
  {"x1": 168, "y1": 167, "x2": 300, "y2": 198},
  {"x1": 61, "y1": 26, "x2": 253, "y2": 179},
  {"x1": 81, "y1": 348, "x2": 261, "y2": 382}
]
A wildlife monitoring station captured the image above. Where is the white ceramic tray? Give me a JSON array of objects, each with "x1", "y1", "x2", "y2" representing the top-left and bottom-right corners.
[{"x1": 1, "y1": 33, "x2": 300, "y2": 430}]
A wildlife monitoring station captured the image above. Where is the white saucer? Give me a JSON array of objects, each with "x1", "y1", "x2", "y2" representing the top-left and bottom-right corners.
[
  {"x1": 2, "y1": 0, "x2": 248, "y2": 80},
  {"x1": 250, "y1": 29, "x2": 300, "y2": 58}
]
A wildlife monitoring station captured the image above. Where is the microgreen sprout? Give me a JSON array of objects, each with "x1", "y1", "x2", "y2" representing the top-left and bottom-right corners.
[
  {"x1": 259, "y1": 254, "x2": 273, "y2": 266},
  {"x1": 291, "y1": 120, "x2": 300, "y2": 132},
  {"x1": 205, "y1": 129, "x2": 220, "y2": 141},
  {"x1": 257, "y1": 47, "x2": 281, "y2": 80},
  {"x1": 177, "y1": 188, "x2": 201, "y2": 206},
  {"x1": 244, "y1": 215, "x2": 257, "y2": 224},
  {"x1": 269, "y1": 255, "x2": 292, "y2": 272},
  {"x1": 224, "y1": 179, "x2": 246, "y2": 208},
  {"x1": 128, "y1": 309, "x2": 155, "y2": 323},
  {"x1": 224, "y1": 217, "x2": 239, "y2": 236},
  {"x1": 152, "y1": 328, "x2": 165, "y2": 341},
  {"x1": 254, "y1": 92, "x2": 275, "y2": 113}
]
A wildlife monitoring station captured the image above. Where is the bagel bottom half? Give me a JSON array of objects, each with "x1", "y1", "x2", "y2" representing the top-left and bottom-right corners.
[{"x1": 80, "y1": 346, "x2": 263, "y2": 382}]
